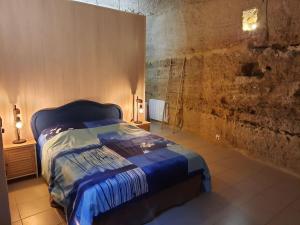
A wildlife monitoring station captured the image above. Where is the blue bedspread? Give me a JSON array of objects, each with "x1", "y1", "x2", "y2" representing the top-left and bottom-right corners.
[{"x1": 38, "y1": 119, "x2": 211, "y2": 225}]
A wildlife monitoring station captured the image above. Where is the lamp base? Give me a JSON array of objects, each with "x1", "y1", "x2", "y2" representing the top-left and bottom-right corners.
[
  {"x1": 13, "y1": 139, "x2": 27, "y2": 144},
  {"x1": 134, "y1": 121, "x2": 143, "y2": 124}
]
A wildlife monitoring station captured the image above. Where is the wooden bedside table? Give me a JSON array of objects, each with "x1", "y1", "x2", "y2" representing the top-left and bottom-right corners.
[
  {"x1": 131, "y1": 121, "x2": 151, "y2": 131},
  {"x1": 3, "y1": 140, "x2": 38, "y2": 180}
]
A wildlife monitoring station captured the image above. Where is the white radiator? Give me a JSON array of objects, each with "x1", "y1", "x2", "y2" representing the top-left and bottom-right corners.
[{"x1": 149, "y1": 99, "x2": 166, "y2": 122}]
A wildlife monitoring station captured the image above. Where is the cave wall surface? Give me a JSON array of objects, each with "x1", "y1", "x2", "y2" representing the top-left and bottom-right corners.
[{"x1": 76, "y1": 0, "x2": 300, "y2": 175}]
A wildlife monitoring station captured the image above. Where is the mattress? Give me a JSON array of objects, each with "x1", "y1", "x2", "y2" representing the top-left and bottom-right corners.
[{"x1": 37, "y1": 119, "x2": 211, "y2": 225}]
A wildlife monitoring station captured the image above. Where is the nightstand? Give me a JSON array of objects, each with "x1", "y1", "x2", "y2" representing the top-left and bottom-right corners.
[
  {"x1": 131, "y1": 121, "x2": 151, "y2": 131},
  {"x1": 3, "y1": 140, "x2": 38, "y2": 180}
]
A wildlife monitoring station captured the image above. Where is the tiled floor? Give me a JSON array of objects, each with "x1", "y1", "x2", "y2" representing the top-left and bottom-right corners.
[{"x1": 8, "y1": 122, "x2": 300, "y2": 225}]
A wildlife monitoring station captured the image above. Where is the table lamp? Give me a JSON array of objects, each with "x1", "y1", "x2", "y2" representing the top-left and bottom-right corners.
[
  {"x1": 135, "y1": 96, "x2": 143, "y2": 124},
  {"x1": 13, "y1": 105, "x2": 26, "y2": 144}
]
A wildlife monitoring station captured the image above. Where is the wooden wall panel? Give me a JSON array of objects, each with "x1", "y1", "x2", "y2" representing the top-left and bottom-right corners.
[{"x1": 0, "y1": 0, "x2": 145, "y2": 144}]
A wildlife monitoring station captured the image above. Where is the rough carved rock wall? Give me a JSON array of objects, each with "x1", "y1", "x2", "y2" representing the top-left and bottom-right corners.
[
  {"x1": 75, "y1": 0, "x2": 300, "y2": 175},
  {"x1": 146, "y1": 0, "x2": 300, "y2": 175}
]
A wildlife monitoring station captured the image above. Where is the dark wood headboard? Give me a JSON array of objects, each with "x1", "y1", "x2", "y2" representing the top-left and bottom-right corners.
[{"x1": 31, "y1": 100, "x2": 123, "y2": 141}]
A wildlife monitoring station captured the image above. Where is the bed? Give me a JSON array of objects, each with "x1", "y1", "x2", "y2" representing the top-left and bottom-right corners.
[{"x1": 31, "y1": 100, "x2": 211, "y2": 225}]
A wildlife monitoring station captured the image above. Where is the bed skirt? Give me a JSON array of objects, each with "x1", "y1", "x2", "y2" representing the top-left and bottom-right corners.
[
  {"x1": 93, "y1": 174, "x2": 202, "y2": 225},
  {"x1": 55, "y1": 174, "x2": 202, "y2": 225}
]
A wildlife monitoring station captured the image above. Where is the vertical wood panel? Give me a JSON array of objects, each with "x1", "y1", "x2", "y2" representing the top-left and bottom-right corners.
[{"x1": 0, "y1": 0, "x2": 145, "y2": 144}]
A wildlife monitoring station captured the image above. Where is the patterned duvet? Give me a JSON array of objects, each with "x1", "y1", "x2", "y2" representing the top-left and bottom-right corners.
[{"x1": 38, "y1": 119, "x2": 211, "y2": 225}]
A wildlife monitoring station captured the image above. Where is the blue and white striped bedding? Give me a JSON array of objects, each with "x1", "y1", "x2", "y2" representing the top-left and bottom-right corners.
[{"x1": 38, "y1": 119, "x2": 211, "y2": 225}]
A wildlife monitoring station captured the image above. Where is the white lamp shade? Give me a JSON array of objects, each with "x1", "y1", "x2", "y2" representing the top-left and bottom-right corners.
[
  {"x1": 138, "y1": 104, "x2": 144, "y2": 114},
  {"x1": 16, "y1": 120, "x2": 23, "y2": 129}
]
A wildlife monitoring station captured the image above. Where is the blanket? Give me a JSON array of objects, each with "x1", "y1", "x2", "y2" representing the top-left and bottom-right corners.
[{"x1": 38, "y1": 119, "x2": 211, "y2": 225}]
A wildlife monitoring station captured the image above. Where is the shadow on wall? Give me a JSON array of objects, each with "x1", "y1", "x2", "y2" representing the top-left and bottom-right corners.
[{"x1": 0, "y1": 69, "x2": 21, "y2": 106}]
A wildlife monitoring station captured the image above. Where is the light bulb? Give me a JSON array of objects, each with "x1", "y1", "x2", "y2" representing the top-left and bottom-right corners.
[
  {"x1": 16, "y1": 120, "x2": 23, "y2": 129},
  {"x1": 139, "y1": 108, "x2": 144, "y2": 114},
  {"x1": 139, "y1": 104, "x2": 144, "y2": 114},
  {"x1": 251, "y1": 23, "x2": 257, "y2": 30}
]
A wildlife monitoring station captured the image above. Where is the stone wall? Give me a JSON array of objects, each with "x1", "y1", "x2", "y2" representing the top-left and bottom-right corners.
[
  {"x1": 74, "y1": 0, "x2": 300, "y2": 175},
  {"x1": 146, "y1": 0, "x2": 300, "y2": 175}
]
